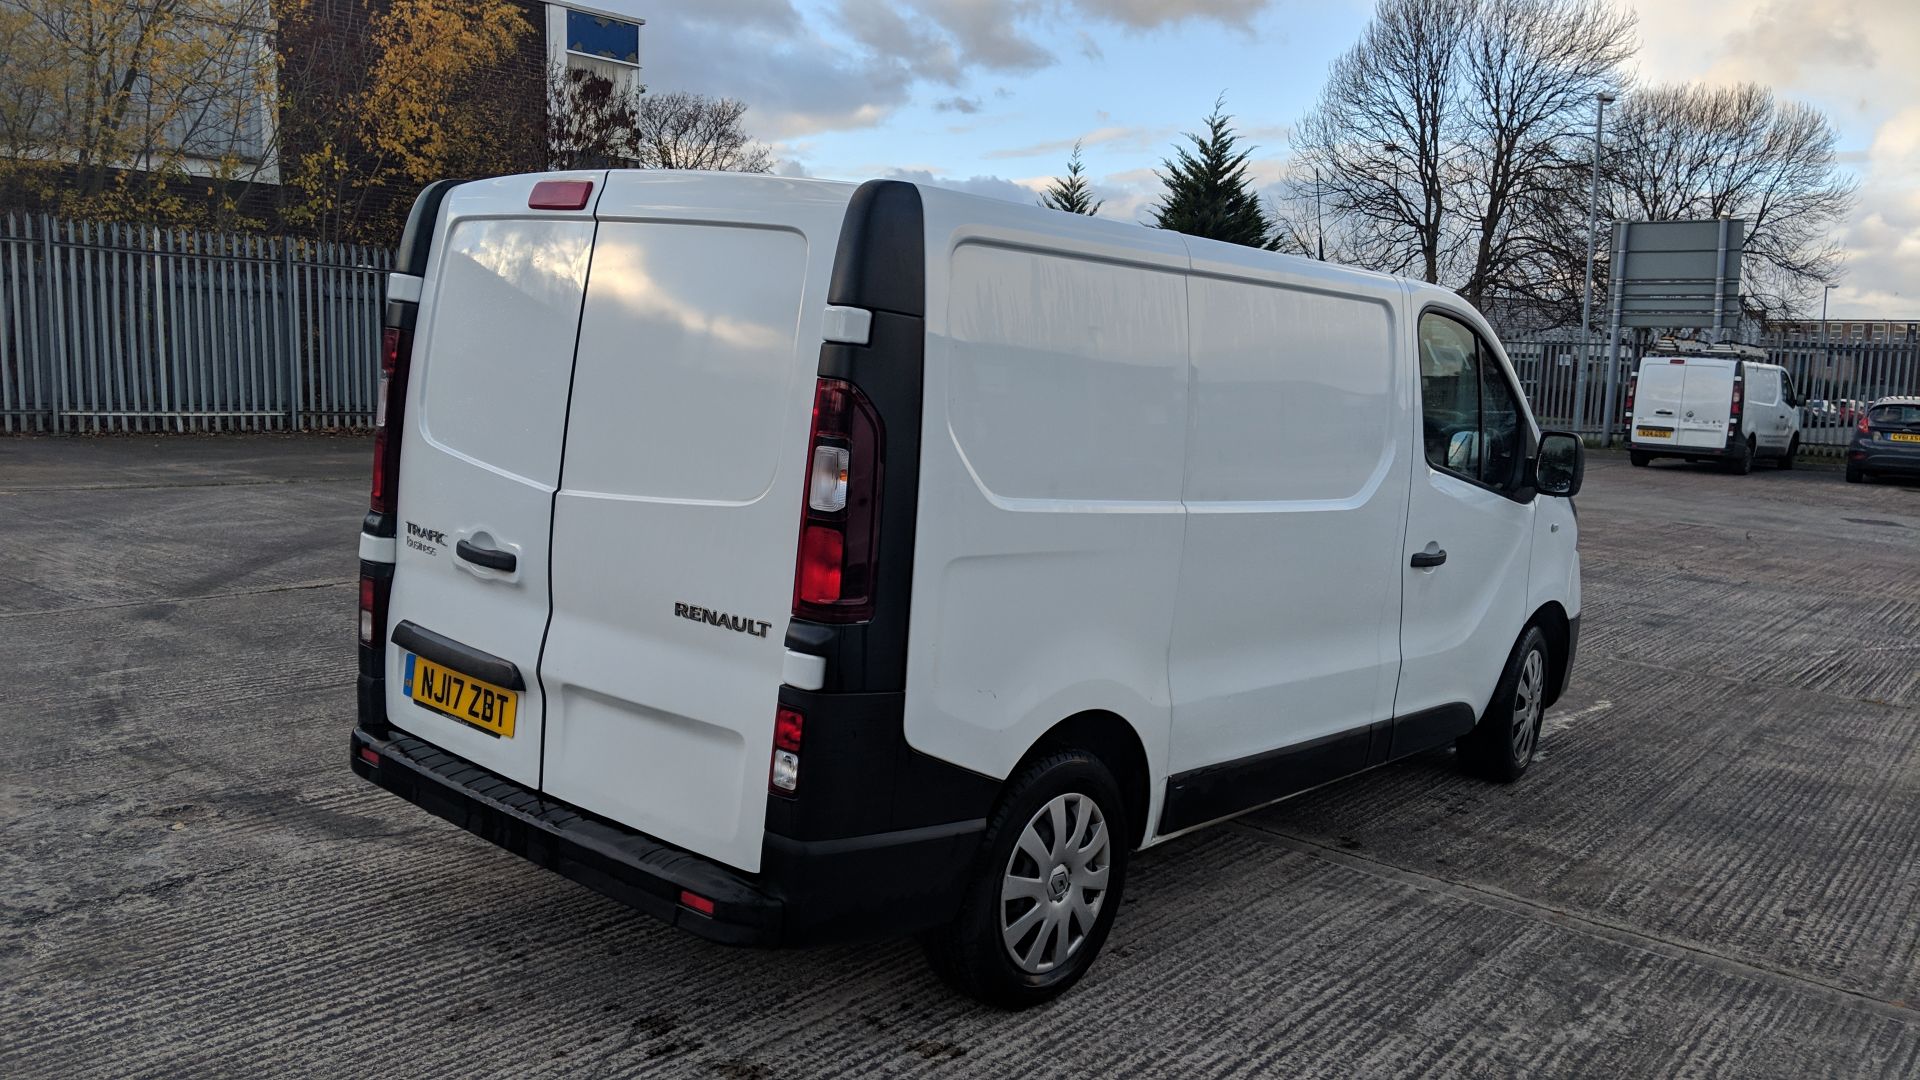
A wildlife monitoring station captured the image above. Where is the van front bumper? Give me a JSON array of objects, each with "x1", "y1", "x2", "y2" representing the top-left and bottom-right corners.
[{"x1": 349, "y1": 727, "x2": 983, "y2": 948}]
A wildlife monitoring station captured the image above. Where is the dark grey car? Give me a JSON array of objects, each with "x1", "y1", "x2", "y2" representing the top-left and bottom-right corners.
[{"x1": 1846, "y1": 396, "x2": 1920, "y2": 483}]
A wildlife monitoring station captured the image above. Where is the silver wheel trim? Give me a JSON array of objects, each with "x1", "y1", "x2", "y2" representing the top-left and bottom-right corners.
[
  {"x1": 1000, "y1": 792, "x2": 1112, "y2": 974},
  {"x1": 1511, "y1": 647, "x2": 1545, "y2": 763}
]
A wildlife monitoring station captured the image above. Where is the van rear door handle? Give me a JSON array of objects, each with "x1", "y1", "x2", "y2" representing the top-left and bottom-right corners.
[
  {"x1": 456, "y1": 540, "x2": 517, "y2": 572},
  {"x1": 1411, "y1": 550, "x2": 1447, "y2": 568}
]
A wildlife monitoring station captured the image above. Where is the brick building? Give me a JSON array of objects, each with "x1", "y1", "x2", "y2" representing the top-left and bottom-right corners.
[{"x1": 1765, "y1": 318, "x2": 1920, "y2": 343}]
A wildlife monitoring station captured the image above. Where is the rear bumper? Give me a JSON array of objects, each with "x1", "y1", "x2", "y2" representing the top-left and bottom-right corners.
[
  {"x1": 1849, "y1": 441, "x2": 1920, "y2": 474},
  {"x1": 350, "y1": 727, "x2": 983, "y2": 948},
  {"x1": 1628, "y1": 438, "x2": 1737, "y2": 458}
]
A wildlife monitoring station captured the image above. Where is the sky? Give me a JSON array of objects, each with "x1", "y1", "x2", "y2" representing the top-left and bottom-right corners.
[{"x1": 639, "y1": 0, "x2": 1920, "y2": 319}]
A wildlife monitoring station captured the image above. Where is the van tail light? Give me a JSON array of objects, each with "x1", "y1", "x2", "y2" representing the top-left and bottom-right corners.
[
  {"x1": 359, "y1": 572, "x2": 389, "y2": 648},
  {"x1": 769, "y1": 706, "x2": 804, "y2": 794},
  {"x1": 1622, "y1": 374, "x2": 1637, "y2": 424},
  {"x1": 792, "y1": 378, "x2": 882, "y2": 622},
  {"x1": 1730, "y1": 378, "x2": 1743, "y2": 419},
  {"x1": 370, "y1": 326, "x2": 413, "y2": 515}
]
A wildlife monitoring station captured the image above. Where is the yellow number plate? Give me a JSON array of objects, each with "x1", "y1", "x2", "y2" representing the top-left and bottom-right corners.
[
  {"x1": 404, "y1": 653, "x2": 517, "y2": 738},
  {"x1": 1635, "y1": 426, "x2": 1672, "y2": 438},
  {"x1": 1890, "y1": 433, "x2": 1920, "y2": 443}
]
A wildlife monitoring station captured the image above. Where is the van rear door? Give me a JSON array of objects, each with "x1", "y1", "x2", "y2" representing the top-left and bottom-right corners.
[
  {"x1": 1676, "y1": 359, "x2": 1736, "y2": 449},
  {"x1": 383, "y1": 173, "x2": 603, "y2": 787},
  {"x1": 1634, "y1": 359, "x2": 1686, "y2": 443},
  {"x1": 536, "y1": 174, "x2": 854, "y2": 873}
]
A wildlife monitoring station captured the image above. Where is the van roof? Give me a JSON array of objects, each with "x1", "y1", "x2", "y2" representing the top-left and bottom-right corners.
[{"x1": 582, "y1": 169, "x2": 1451, "y2": 305}]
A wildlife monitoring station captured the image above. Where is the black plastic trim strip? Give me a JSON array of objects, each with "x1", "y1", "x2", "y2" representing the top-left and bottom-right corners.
[
  {"x1": 792, "y1": 179, "x2": 927, "y2": 694},
  {"x1": 1160, "y1": 725, "x2": 1374, "y2": 833},
  {"x1": 390, "y1": 620, "x2": 526, "y2": 690},
  {"x1": 1387, "y1": 702, "x2": 1478, "y2": 760},
  {"x1": 396, "y1": 179, "x2": 467, "y2": 276},
  {"x1": 1159, "y1": 702, "x2": 1478, "y2": 833}
]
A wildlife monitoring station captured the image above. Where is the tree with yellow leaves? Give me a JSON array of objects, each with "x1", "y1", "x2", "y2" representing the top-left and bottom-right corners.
[{"x1": 0, "y1": 0, "x2": 279, "y2": 227}]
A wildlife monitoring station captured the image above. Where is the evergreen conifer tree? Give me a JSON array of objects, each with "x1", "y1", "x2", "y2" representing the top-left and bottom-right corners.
[
  {"x1": 1038, "y1": 141, "x2": 1103, "y2": 215},
  {"x1": 1152, "y1": 97, "x2": 1273, "y2": 248}
]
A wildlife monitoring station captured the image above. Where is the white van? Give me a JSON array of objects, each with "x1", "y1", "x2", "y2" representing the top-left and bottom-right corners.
[
  {"x1": 350, "y1": 172, "x2": 1584, "y2": 1007},
  {"x1": 1624, "y1": 344, "x2": 1802, "y2": 472}
]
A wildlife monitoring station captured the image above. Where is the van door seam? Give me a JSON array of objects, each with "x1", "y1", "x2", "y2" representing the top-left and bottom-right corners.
[{"x1": 535, "y1": 214, "x2": 603, "y2": 793}]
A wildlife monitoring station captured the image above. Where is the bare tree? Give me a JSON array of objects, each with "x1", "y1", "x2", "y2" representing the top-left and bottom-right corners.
[
  {"x1": 1288, "y1": 0, "x2": 1468, "y2": 284},
  {"x1": 1603, "y1": 83, "x2": 1855, "y2": 319},
  {"x1": 548, "y1": 66, "x2": 643, "y2": 170},
  {"x1": 1286, "y1": 0, "x2": 1634, "y2": 313},
  {"x1": 632, "y1": 91, "x2": 773, "y2": 173}
]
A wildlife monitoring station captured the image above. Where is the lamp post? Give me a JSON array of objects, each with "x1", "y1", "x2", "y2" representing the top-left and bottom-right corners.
[
  {"x1": 1821, "y1": 282, "x2": 1837, "y2": 402},
  {"x1": 1573, "y1": 90, "x2": 1615, "y2": 435}
]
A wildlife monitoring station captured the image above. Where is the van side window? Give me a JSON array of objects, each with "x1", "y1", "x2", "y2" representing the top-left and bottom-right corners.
[
  {"x1": 1419, "y1": 312, "x2": 1526, "y2": 490},
  {"x1": 1749, "y1": 368, "x2": 1779, "y2": 407},
  {"x1": 1418, "y1": 314, "x2": 1482, "y2": 476}
]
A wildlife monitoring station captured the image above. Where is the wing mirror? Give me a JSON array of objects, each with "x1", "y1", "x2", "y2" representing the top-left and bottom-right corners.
[{"x1": 1533, "y1": 431, "x2": 1584, "y2": 497}]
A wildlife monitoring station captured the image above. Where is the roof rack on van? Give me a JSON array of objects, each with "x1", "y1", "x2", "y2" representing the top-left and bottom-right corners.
[{"x1": 1648, "y1": 337, "x2": 1769, "y2": 361}]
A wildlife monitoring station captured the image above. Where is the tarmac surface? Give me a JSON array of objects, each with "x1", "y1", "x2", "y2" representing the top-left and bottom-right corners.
[{"x1": 2, "y1": 434, "x2": 1917, "y2": 1078}]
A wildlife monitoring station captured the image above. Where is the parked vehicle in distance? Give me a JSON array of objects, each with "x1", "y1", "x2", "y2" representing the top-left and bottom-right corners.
[
  {"x1": 1624, "y1": 341, "x2": 1802, "y2": 473},
  {"x1": 1847, "y1": 396, "x2": 1920, "y2": 483},
  {"x1": 348, "y1": 171, "x2": 1584, "y2": 1007}
]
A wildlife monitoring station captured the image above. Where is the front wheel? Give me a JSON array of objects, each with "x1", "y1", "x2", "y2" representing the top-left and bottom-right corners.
[
  {"x1": 1458, "y1": 626, "x2": 1550, "y2": 783},
  {"x1": 923, "y1": 751, "x2": 1129, "y2": 1008}
]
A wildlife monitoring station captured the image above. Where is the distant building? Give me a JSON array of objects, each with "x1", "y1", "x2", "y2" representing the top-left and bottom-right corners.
[{"x1": 1765, "y1": 318, "x2": 1920, "y2": 343}]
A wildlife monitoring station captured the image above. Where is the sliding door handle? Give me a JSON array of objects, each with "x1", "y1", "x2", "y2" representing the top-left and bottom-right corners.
[{"x1": 1410, "y1": 549, "x2": 1447, "y2": 569}]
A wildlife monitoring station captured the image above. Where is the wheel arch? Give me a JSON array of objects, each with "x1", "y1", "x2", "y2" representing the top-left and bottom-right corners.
[
  {"x1": 1528, "y1": 600, "x2": 1572, "y2": 709},
  {"x1": 1013, "y1": 711, "x2": 1153, "y2": 852}
]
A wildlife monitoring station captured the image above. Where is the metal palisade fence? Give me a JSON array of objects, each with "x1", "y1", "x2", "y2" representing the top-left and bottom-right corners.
[
  {"x1": 1504, "y1": 335, "x2": 1920, "y2": 457},
  {"x1": 0, "y1": 213, "x2": 389, "y2": 433}
]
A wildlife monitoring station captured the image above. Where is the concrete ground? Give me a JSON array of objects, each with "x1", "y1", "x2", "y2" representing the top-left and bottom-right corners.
[{"x1": 2, "y1": 435, "x2": 1916, "y2": 1079}]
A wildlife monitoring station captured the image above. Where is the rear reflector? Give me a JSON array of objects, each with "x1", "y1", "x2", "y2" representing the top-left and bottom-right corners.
[
  {"x1": 357, "y1": 746, "x2": 381, "y2": 767},
  {"x1": 679, "y1": 890, "x2": 716, "y2": 916},
  {"x1": 529, "y1": 179, "x2": 593, "y2": 210}
]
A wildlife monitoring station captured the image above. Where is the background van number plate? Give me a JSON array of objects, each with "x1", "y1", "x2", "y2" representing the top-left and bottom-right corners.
[{"x1": 403, "y1": 652, "x2": 517, "y2": 738}]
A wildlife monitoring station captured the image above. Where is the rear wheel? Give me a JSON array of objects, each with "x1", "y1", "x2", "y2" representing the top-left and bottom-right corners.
[
  {"x1": 1724, "y1": 436, "x2": 1755, "y2": 475},
  {"x1": 1778, "y1": 435, "x2": 1799, "y2": 469},
  {"x1": 1846, "y1": 464, "x2": 1866, "y2": 484},
  {"x1": 1629, "y1": 451, "x2": 1651, "y2": 467},
  {"x1": 1458, "y1": 626, "x2": 1549, "y2": 784},
  {"x1": 923, "y1": 750, "x2": 1128, "y2": 1009}
]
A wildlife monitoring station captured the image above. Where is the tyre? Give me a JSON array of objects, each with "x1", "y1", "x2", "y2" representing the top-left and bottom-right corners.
[
  {"x1": 1457, "y1": 625, "x2": 1550, "y2": 784},
  {"x1": 1723, "y1": 436, "x2": 1755, "y2": 475},
  {"x1": 1845, "y1": 464, "x2": 1864, "y2": 484},
  {"x1": 1778, "y1": 436, "x2": 1799, "y2": 469},
  {"x1": 1629, "y1": 451, "x2": 1651, "y2": 467},
  {"x1": 922, "y1": 750, "x2": 1128, "y2": 1008}
]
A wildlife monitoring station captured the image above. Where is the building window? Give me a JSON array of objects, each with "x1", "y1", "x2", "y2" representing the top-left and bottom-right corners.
[{"x1": 566, "y1": 10, "x2": 639, "y2": 65}]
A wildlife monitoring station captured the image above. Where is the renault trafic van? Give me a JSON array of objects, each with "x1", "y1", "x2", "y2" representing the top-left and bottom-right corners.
[
  {"x1": 1624, "y1": 342, "x2": 1801, "y2": 472},
  {"x1": 350, "y1": 172, "x2": 1585, "y2": 1007}
]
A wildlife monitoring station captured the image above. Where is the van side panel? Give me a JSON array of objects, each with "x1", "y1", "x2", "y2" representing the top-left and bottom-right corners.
[
  {"x1": 536, "y1": 175, "x2": 851, "y2": 874},
  {"x1": 906, "y1": 196, "x2": 1190, "y2": 831},
  {"x1": 1165, "y1": 256, "x2": 1410, "y2": 781}
]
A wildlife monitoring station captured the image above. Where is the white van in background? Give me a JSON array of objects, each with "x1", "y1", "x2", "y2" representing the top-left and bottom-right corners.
[
  {"x1": 1625, "y1": 342, "x2": 1802, "y2": 472},
  {"x1": 349, "y1": 172, "x2": 1585, "y2": 1007}
]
